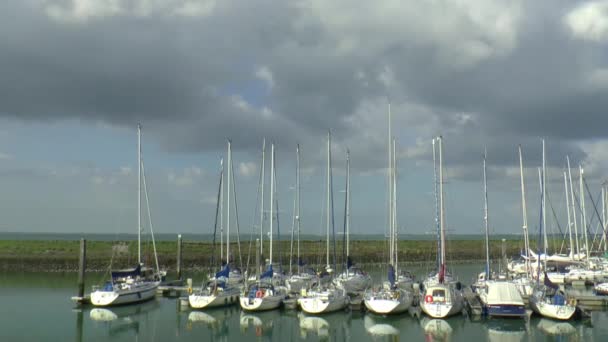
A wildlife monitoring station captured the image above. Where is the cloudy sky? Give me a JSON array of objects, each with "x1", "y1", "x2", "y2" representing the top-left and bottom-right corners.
[{"x1": 1, "y1": 0, "x2": 608, "y2": 239}]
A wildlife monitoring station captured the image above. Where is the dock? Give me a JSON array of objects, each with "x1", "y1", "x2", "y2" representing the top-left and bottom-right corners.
[{"x1": 463, "y1": 288, "x2": 484, "y2": 316}]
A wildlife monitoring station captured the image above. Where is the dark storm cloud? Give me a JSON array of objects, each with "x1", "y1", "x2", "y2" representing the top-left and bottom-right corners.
[{"x1": 2, "y1": 0, "x2": 608, "y2": 178}]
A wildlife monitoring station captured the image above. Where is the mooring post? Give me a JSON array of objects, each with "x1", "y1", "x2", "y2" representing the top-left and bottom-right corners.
[
  {"x1": 77, "y1": 238, "x2": 86, "y2": 298},
  {"x1": 177, "y1": 234, "x2": 183, "y2": 280}
]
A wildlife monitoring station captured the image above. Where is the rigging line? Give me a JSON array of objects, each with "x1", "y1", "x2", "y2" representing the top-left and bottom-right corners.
[
  {"x1": 211, "y1": 160, "x2": 223, "y2": 268},
  {"x1": 545, "y1": 191, "x2": 565, "y2": 252},
  {"x1": 140, "y1": 157, "x2": 160, "y2": 277},
  {"x1": 273, "y1": 156, "x2": 284, "y2": 273},
  {"x1": 229, "y1": 154, "x2": 244, "y2": 271},
  {"x1": 245, "y1": 150, "x2": 263, "y2": 279},
  {"x1": 583, "y1": 180, "x2": 604, "y2": 252}
]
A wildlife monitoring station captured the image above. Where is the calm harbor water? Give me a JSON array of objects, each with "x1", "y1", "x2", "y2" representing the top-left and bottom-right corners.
[{"x1": 1, "y1": 264, "x2": 607, "y2": 341}]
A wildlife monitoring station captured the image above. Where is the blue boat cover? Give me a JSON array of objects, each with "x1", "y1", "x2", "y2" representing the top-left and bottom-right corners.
[
  {"x1": 261, "y1": 265, "x2": 273, "y2": 279},
  {"x1": 215, "y1": 264, "x2": 230, "y2": 279},
  {"x1": 388, "y1": 264, "x2": 396, "y2": 288}
]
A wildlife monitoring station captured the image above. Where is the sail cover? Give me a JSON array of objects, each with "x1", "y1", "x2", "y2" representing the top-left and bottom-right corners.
[{"x1": 261, "y1": 265, "x2": 273, "y2": 279}]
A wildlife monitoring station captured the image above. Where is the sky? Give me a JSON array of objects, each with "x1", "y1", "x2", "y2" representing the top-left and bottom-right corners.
[{"x1": 1, "y1": 0, "x2": 608, "y2": 238}]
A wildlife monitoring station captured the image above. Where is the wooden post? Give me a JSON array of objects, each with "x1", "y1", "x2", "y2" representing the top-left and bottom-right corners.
[
  {"x1": 177, "y1": 234, "x2": 183, "y2": 280},
  {"x1": 77, "y1": 238, "x2": 86, "y2": 298}
]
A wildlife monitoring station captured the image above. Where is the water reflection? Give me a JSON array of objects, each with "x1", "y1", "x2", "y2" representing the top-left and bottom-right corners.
[
  {"x1": 486, "y1": 319, "x2": 526, "y2": 342},
  {"x1": 363, "y1": 315, "x2": 399, "y2": 338},
  {"x1": 421, "y1": 317, "x2": 454, "y2": 342},
  {"x1": 187, "y1": 306, "x2": 237, "y2": 338},
  {"x1": 239, "y1": 311, "x2": 275, "y2": 338},
  {"x1": 298, "y1": 311, "x2": 352, "y2": 340},
  {"x1": 88, "y1": 299, "x2": 160, "y2": 337},
  {"x1": 536, "y1": 318, "x2": 576, "y2": 336}
]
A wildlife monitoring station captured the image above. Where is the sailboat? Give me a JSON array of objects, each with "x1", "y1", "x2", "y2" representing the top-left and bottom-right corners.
[
  {"x1": 529, "y1": 144, "x2": 577, "y2": 320},
  {"x1": 90, "y1": 124, "x2": 163, "y2": 307},
  {"x1": 189, "y1": 141, "x2": 242, "y2": 309},
  {"x1": 364, "y1": 109, "x2": 412, "y2": 314},
  {"x1": 286, "y1": 144, "x2": 317, "y2": 293},
  {"x1": 419, "y1": 136, "x2": 464, "y2": 318},
  {"x1": 475, "y1": 151, "x2": 526, "y2": 318},
  {"x1": 334, "y1": 150, "x2": 372, "y2": 294},
  {"x1": 298, "y1": 131, "x2": 349, "y2": 314},
  {"x1": 240, "y1": 143, "x2": 287, "y2": 311}
]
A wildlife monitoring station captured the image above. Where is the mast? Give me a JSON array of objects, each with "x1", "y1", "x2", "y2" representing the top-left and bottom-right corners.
[
  {"x1": 393, "y1": 139, "x2": 398, "y2": 271},
  {"x1": 269, "y1": 143, "x2": 275, "y2": 266},
  {"x1": 296, "y1": 145, "x2": 301, "y2": 274},
  {"x1": 388, "y1": 102, "x2": 393, "y2": 266},
  {"x1": 567, "y1": 157, "x2": 580, "y2": 260},
  {"x1": 137, "y1": 124, "x2": 141, "y2": 265},
  {"x1": 433, "y1": 138, "x2": 441, "y2": 271},
  {"x1": 602, "y1": 184, "x2": 606, "y2": 254},
  {"x1": 580, "y1": 166, "x2": 589, "y2": 263},
  {"x1": 483, "y1": 149, "x2": 490, "y2": 280},
  {"x1": 260, "y1": 139, "x2": 266, "y2": 256},
  {"x1": 346, "y1": 149, "x2": 351, "y2": 259},
  {"x1": 518, "y1": 146, "x2": 530, "y2": 275},
  {"x1": 326, "y1": 131, "x2": 331, "y2": 269},
  {"x1": 438, "y1": 136, "x2": 446, "y2": 280},
  {"x1": 542, "y1": 139, "x2": 547, "y2": 258},
  {"x1": 537, "y1": 167, "x2": 544, "y2": 285},
  {"x1": 564, "y1": 171, "x2": 574, "y2": 259},
  {"x1": 227, "y1": 140, "x2": 231, "y2": 264}
]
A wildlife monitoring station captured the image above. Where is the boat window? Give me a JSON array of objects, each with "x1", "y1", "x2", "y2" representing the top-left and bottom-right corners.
[{"x1": 432, "y1": 289, "x2": 446, "y2": 301}]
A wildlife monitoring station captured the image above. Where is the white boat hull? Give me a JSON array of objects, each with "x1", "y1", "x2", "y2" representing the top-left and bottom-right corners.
[
  {"x1": 239, "y1": 294, "x2": 285, "y2": 311},
  {"x1": 299, "y1": 292, "x2": 349, "y2": 314},
  {"x1": 189, "y1": 288, "x2": 240, "y2": 309},
  {"x1": 90, "y1": 281, "x2": 159, "y2": 307},
  {"x1": 364, "y1": 289, "x2": 412, "y2": 315},
  {"x1": 529, "y1": 300, "x2": 576, "y2": 320}
]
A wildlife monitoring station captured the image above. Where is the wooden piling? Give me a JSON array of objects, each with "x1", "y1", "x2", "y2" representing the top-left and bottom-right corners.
[
  {"x1": 177, "y1": 234, "x2": 183, "y2": 280},
  {"x1": 77, "y1": 238, "x2": 86, "y2": 298}
]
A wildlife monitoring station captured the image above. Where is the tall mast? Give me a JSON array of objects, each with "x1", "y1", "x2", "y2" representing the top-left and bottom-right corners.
[
  {"x1": 296, "y1": 145, "x2": 301, "y2": 274},
  {"x1": 260, "y1": 139, "x2": 266, "y2": 256},
  {"x1": 542, "y1": 140, "x2": 547, "y2": 257},
  {"x1": 518, "y1": 146, "x2": 530, "y2": 275},
  {"x1": 580, "y1": 166, "x2": 589, "y2": 263},
  {"x1": 346, "y1": 149, "x2": 351, "y2": 259},
  {"x1": 220, "y1": 159, "x2": 224, "y2": 263},
  {"x1": 433, "y1": 139, "x2": 441, "y2": 271},
  {"x1": 602, "y1": 184, "x2": 606, "y2": 254},
  {"x1": 438, "y1": 136, "x2": 446, "y2": 274},
  {"x1": 326, "y1": 131, "x2": 331, "y2": 269},
  {"x1": 388, "y1": 101, "x2": 393, "y2": 266},
  {"x1": 567, "y1": 157, "x2": 580, "y2": 260},
  {"x1": 564, "y1": 171, "x2": 574, "y2": 259},
  {"x1": 269, "y1": 143, "x2": 275, "y2": 266},
  {"x1": 226, "y1": 140, "x2": 231, "y2": 264},
  {"x1": 483, "y1": 149, "x2": 490, "y2": 280},
  {"x1": 537, "y1": 167, "x2": 544, "y2": 284},
  {"x1": 393, "y1": 139, "x2": 398, "y2": 270},
  {"x1": 137, "y1": 124, "x2": 142, "y2": 265}
]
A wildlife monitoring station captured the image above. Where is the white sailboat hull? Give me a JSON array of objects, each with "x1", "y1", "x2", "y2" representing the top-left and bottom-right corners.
[
  {"x1": 90, "y1": 281, "x2": 159, "y2": 307},
  {"x1": 189, "y1": 288, "x2": 240, "y2": 309},
  {"x1": 364, "y1": 295, "x2": 411, "y2": 315},
  {"x1": 529, "y1": 300, "x2": 576, "y2": 320},
  {"x1": 420, "y1": 283, "x2": 464, "y2": 318},
  {"x1": 239, "y1": 294, "x2": 285, "y2": 311},
  {"x1": 298, "y1": 291, "x2": 349, "y2": 314}
]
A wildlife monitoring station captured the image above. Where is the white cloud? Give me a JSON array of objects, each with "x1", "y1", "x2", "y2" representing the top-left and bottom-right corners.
[
  {"x1": 255, "y1": 66, "x2": 275, "y2": 89},
  {"x1": 238, "y1": 161, "x2": 257, "y2": 177},
  {"x1": 303, "y1": 0, "x2": 523, "y2": 68},
  {"x1": 565, "y1": 1, "x2": 608, "y2": 42},
  {"x1": 44, "y1": 0, "x2": 216, "y2": 22}
]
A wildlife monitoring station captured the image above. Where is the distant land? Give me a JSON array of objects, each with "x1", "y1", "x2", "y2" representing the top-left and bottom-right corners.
[{"x1": 0, "y1": 231, "x2": 530, "y2": 241}]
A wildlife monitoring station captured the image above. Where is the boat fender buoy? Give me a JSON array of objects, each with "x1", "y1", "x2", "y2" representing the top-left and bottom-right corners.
[
  {"x1": 256, "y1": 290, "x2": 264, "y2": 298},
  {"x1": 425, "y1": 295, "x2": 433, "y2": 303}
]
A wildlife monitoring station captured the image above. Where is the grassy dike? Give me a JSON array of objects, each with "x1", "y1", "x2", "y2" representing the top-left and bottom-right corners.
[{"x1": 0, "y1": 238, "x2": 538, "y2": 272}]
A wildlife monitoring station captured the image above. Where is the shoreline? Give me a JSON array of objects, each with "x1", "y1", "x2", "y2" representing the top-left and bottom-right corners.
[{"x1": 0, "y1": 238, "x2": 533, "y2": 272}]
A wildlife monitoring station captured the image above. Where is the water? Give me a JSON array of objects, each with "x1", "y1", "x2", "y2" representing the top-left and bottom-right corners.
[{"x1": 1, "y1": 265, "x2": 607, "y2": 341}]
